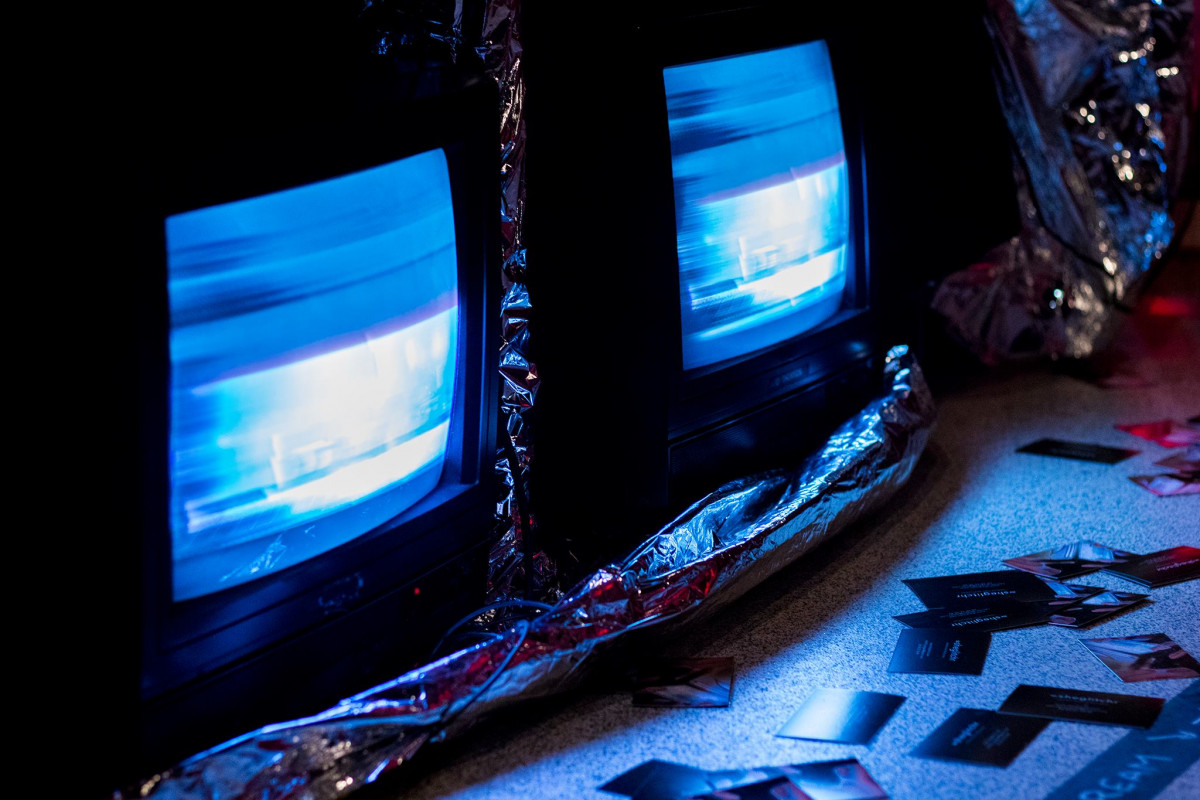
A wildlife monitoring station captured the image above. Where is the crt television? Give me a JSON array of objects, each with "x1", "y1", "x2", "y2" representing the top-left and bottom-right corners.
[
  {"x1": 527, "y1": 2, "x2": 879, "y2": 560},
  {"x1": 97, "y1": 70, "x2": 501, "y2": 786}
]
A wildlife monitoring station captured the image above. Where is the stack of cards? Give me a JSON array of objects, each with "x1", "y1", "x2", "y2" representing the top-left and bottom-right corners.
[
  {"x1": 888, "y1": 537, "x2": 1194, "y2": 673},
  {"x1": 894, "y1": 567, "x2": 1141, "y2": 638}
]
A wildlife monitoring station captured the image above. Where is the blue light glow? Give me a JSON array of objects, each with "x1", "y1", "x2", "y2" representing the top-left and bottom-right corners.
[
  {"x1": 168, "y1": 149, "x2": 459, "y2": 601},
  {"x1": 664, "y1": 40, "x2": 850, "y2": 370}
]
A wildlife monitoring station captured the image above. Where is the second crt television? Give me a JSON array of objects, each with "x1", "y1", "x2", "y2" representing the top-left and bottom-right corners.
[{"x1": 527, "y1": 1, "x2": 879, "y2": 560}]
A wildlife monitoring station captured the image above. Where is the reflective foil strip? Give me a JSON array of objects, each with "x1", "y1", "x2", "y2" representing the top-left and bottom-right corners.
[
  {"x1": 932, "y1": 0, "x2": 1193, "y2": 362},
  {"x1": 478, "y1": 0, "x2": 550, "y2": 601},
  {"x1": 121, "y1": 346, "x2": 935, "y2": 799}
]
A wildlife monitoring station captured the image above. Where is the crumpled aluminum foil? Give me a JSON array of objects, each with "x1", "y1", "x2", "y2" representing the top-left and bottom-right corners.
[
  {"x1": 117, "y1": 346, "x2": 935, "y2": 800},
  {"x1": 932, "y1": 0, "x2": 1193, "y2": 362},
  {"x1": 366, "y1": 0, "x2": 551, "y2": 600},
  {"x1": 475, "y1": 0, "x2": 556, "y2": 601}
]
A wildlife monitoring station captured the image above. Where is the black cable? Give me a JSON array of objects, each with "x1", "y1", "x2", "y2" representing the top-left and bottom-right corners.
[
  {"x1": 433, "y1": 618, "x2": 532, "y2": 735},
  {"x1": 428, "y1": 598, "x2": 553, "y2": 660}
]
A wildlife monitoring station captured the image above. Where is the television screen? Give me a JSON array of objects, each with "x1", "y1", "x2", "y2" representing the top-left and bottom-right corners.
[
  {"x1": 664, "y1": 40, "x2": 850, "y2": 371},
  {"x1": 167, "y1": 148, "x2": 460, "y2": 601}
]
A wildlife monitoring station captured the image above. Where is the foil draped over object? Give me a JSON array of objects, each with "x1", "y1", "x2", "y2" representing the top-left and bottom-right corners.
[
  {"x1": 118, "y1": 346, "x2": 935, "y2": 799},
  {"x1": 932, "y1": 0, "x2": 1193, "y2": 362}
]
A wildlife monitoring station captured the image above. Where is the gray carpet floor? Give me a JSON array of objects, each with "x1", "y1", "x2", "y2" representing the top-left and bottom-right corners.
[{"x1": 392, "y1": 246, "x2": 1200, "y2": 799}]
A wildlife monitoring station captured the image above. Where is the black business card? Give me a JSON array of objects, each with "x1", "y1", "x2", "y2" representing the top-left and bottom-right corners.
[
  {"x1": 631, "y1": 657, "x2": 734, "y2": 708},
  {"x1": 693, "y1": 777, "x2": 813, "y2": 800},
  {"x1": 1047, "y1": 590, "x2": 1149, "y2": 628},
  {"x1": 776, "y1": 688, "x2": 905, "y2": 744},
  {"x1": 903, "y1": 570, "x2": 1059, "y2": 608},
  {"x1": 912, "y1": 708, "x2": 1049, "y2": 767},
  {"x1": 1080, "y1": 633, "x2": 1200, "y2": 682},
  {"x1": 1102, "y1": 546, "x2": 1200, "y2": 587},
  {"x1": 887, "y1": 628, "x2": 991, "y2": 675},
  {"x1": 1003, "y1": 540, "x2": 1137, "y2": 579},
  {"x1": 894, "y1": 601, "x2": 1049, "y2": 632},
  {"x1": 1016, "y1": 438, "x2": 1139, "y2": 464},
  {"x1": 999, "y1": 684, "x2": 1164, "y2": 728},
  {"x1": 601, "y1": 760, "x2": 714, "y2": 799}
]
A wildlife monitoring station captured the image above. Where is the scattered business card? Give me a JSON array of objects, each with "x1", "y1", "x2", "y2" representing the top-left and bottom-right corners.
[
  {"x1": 733, "y1": 760, "x2": 887, "y2": 800},
  {"x1": 1047, "y1": 590, "x2": 1150, "y2": 628},
  {"x1": 903, "y1": 570, "x2": 1059, "y2": 607},
  {"x1": 605, "y1": 759, "x2": 887, "y2": 800},
  {"x1": 894, "y1": 601, "x2": 1048, "y2": 632},
  {"x1": 692, "y1": 777, "x2": 813, "y2": 800},
  {"x1": 887, "y1": 628, "x2": 990, "y2": 675},
  {"x1": 999, "y1": 684, "x2": 1164, "y2": 729},
  {"x1": 1003, "y1": 540, "x2": 1137, "y2": 579},
  {"x1": 911, "y1": 708, "x2": 1049, "y2": 767},
  {"x1": 601, "y1": 760, "x2": 714, "y2": 799},
  {"x1": 1129, "y1": 473, "x2": 1200, "y2": 496},
  {"x1": 631, "y1": 657, "x2": 734, "y2": 708},
  {"x1": 1080, "y1": 633, "x2": 1200, "y2": 682},
  {"x1": 776, "y1": 688, "x2": 905, "y2": 744},
  {"x1": 1102, "y1": 546, "x2": 1200, "y2": 587},
  {"x1": 1154, "y1": 445, "x2": 1200, "y2": 474},
  {"x1": 1116, "y1": 420, "x2": 1200, "y2": 447},
  {"x1": 1016, "y1": 438, "x2": 1139, "y2": 464}
]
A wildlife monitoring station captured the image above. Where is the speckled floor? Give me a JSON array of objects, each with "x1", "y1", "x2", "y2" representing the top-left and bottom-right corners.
[{"x1": 384, "y1": 238, "x2": 1200, "y2": 799}]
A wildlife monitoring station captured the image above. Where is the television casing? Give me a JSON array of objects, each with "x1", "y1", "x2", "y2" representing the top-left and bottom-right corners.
[
  {"x1": 526, "y1": 2, "x2": 880, "y2": 561},
  {"x1": 99, "y1": 71, "x2": 501, "y2": 787}
]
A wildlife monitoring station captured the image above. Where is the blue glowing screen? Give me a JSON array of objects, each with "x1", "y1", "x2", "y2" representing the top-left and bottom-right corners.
[
  {"x1": 167, "y1": 149, "x2": 459, "y2": 601},
  {"x1": 664, "y1": 40, "x2": 850, "y2": 370}
]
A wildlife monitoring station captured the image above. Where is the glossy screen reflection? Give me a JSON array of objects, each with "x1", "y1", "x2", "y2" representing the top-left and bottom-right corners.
[
  {"x1": 167, "y1": 149, "x2": 459, "y2": 601},
  {"x1": 665, "y1": 41, "x2": 850, "y2": 370}
]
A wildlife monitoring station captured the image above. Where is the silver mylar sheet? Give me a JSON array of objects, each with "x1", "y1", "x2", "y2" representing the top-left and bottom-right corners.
[
  {"x1": 118, "y1": 346, "x2": 935, "y2": 799},
  {"x1": 932, "y1": 0, "x2": 1193, "y2": 362}
]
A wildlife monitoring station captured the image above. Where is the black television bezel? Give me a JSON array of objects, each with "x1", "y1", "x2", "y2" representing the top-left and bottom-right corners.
[
  {"x1": 636, "y1": 7, "x2": 875, "y2": 441},
  {"x1": 129, "y1": 75, "x2": 501, "y2": 770}
]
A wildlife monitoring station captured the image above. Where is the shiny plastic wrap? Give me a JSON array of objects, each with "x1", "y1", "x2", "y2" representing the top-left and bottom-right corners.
[
  {"x1": 117, "y1": 346, "x2": 934, "y2": 800},
  {"x1": 932, "y1": 0, "x2": 1193, "y2": 362}
]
